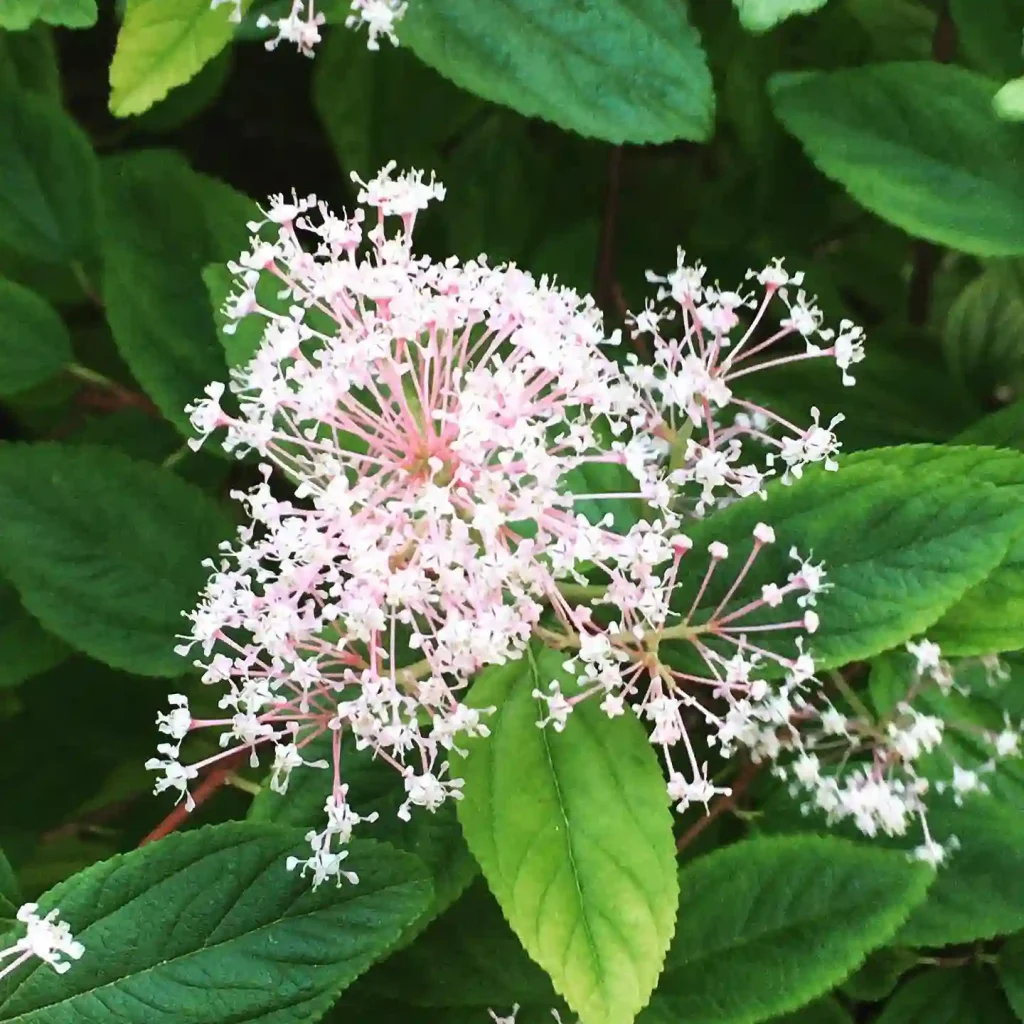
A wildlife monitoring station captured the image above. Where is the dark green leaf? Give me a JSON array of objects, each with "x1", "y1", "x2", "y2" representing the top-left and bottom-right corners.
[
  {"x1": 998, "y1": 933, "x2": 1024, "y2": 1020},
  {"x1": 896, "y1": 801, "x2": 1024, "y2": 947},
  {"x1": 944, "y1": 261, "x2": 1024, "y2": 408},
  {"x1": 397, "y1": 0, "x2": 714, "y2": 144},
  {"x1": 950, "y1": 0, "x2": 1024, "y2": 79},
  {"x1": 840, "y1": 948, "x2": 917, "y2": 1002},
  {"x1": 875, "y1": 967, "x2": 1016, "y2": 1024},
  {"x1": 770, "y1": 63, "x2": 1024, "y2": 256},
  {"x1": 640, "y1": 836, "x2": 931, "y2": 1024},
  {"x1": 0, "y1": 277, "x2": 72, "y2": 396},
  {"x1": 100, "y1": 151, "x2": 237, "y2": 433},
  {"x1": 0, "y1": 25, "x2": 60, "y2": 97},
  {"x1": 0, "y1": 848, "x2": 17, "y2": 924},
  {"x1": 360, "y1": 880, "x2": 557, "y2": 1008},
  {"x1": 0, "y1": 444, "x2": 232, "y2": 677},
  {"x1": 769, "y1": 999, "x2": 853, "y2": 1024},
  {"x1": 0, "y1": 583, "x2": 70, "y2": 689},
  {"x1": 0, "y1": 823, "x2": 432, "y2": 1023},
  {"x1": 669, "y1": 446, "x2": 1024, "y2": 672},
  {"x1": 454, "y1": 644, "x2": 678, "y2": 1024},
  {"x1": 313, "y1": 26, "x2": 481, "y2": 180},
  {"x1": 0, "y1": 85, "x2": 98, "y2": 267}
]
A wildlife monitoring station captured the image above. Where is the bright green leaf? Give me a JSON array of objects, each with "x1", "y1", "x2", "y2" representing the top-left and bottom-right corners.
[
  {"x1": 770, "y1": 63, "x2": 1024, "y2": 256},
  {"x1": 0, "y1": 278, "x2": 72, "y2": 397},
  {"x1": 454, "y1": 644, "x2": 678, "y2": 1024},
  {"x1": 0, "y1": 85, "x2": 98, "y2": 267},
  {"x1": 875, "y1": 967, "x2": 1016, "y2": 1024},
  {"x1": 732, "y1": 0, "x2": 829, "y2": 33},
  {"x1": 109, "y1": 0, "x2": 246, "y2": 117},
  {"x1": 0, "y1": 0, "x2": 96, "y2": 30},
  {"x1": 0, "y1": 824, "x2": 432, "y2": 1023},
  {"x1": 995, "y1": 77, "x2": 1024, "y2": 121},
  {"x1": 0, "y1": 443, "x2": 232, "y2": 677},
  {"x1": 998, "y1": 933, "x2": 1024, "y2": 1019},
  {"x1": 396, "y1": 0, "x2": 714, "y2": 144},
  {"x1": 0, "y1": 582, "x2": 70, "y2": 689},
  {"x1": 100, "y1": 151, "x2": 239, "y2": 434},
  {"x1": 668, "y1": 446, "x2": 1024, "y2": 672},
  {"x1": 640, "y1": 835, "x2": 931, "y2": 1024}
]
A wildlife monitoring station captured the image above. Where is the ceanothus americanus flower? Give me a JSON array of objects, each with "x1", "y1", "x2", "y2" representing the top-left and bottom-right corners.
[{"x1": 147, "y1": 162, "x2": 1013, "y2": 882}]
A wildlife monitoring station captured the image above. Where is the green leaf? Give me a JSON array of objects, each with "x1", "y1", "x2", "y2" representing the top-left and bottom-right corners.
[
  {"x1": 454, "y1": 644, "x2": 678, "y2": 1024},
  {"x1": 954, "y1": 397, "x2": 1024, "y2": 449},
  {"x1": 821, "y1": 444, "x2": 1024, "y2": 654},
  {"x1": 249, "y1": 730, "x2": 476, "y2": 919},
  {"x1": 668, "y1": 446, "x2": 1024, "y2": 672},
  {"x1": 0, "y1": 823, "x2": 433, "y2": 1023},
  {"x1": 732, "y1": 0, "x2": 829, "y2": 33},
  {"x1": 998, "y1": 933, "x2": 1024, "y2": 1019},
  {"x1": 640, "y1": 836, "x2": 931, "y2": 1024},
  {"x1": 360, "y1": 880, "x2": 557, "y2": 1008},
  {"x1": 100, "y1": 151, "x2": 238, "y2": 434},
  {"x1": 313, "y1": 25, "x2": 482, "y2": 181},
  {"x1": 0, "y1": 582, "x2": 70, "y2": 689},
  {"x1": 770, "y1": 63, "x2": 1024, "y2": 256},
  {"x1": 0, "y1": 0, "x2": 96, "y2": 30},
  {"x1": 0, "y1": 25, "x2": 60, "y2": 97},
  {"x1": 896, "y1": 801, "x2": 1024, "y2": 947},
  {"x1": 769, "y1": 999, "x2": 852, "y2": 1024},
  {"x1": 0, "y1": 278, "x2": 72, "y2": 397},
  {"x1": 840, "y1": 948, "x2": 917, "y2": 1003},
  {"x1": 109, "y1": 0, "x2": 245, "y2": 117},
  {"x1": 0, "y1": 847, "x2": 18, "y2": 924},
  {"x1": 944, "y1": 262, "x2": 1024, "y2": 407},
  {"x1": 0, "y1": 85, "x2": 99, "y2": 267},
  {"x1": 0, "y1": 443, "x2": 232, "y2": 677},
  {"x1": 875, "y1": 968, "x2": 1016, "y2": 1024},
  {"x1": 396, "y1": 0, "x2": 714, "y2": 144},
  {"x1": 950, "y1": 0, "x2": 1024, "y2": 80}
]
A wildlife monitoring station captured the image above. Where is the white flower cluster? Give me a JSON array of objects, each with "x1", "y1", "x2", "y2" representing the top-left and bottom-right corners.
[
  {"x1": 211, "y1": 0, "x2": 406, "y2": 56},
  {"x1": 0, "y1": 904, "x2": 83, "y2": 983},
  {"x1": 147, "y1": 161, "x2": 1014, "y2": 884},
  {"x1": 772, "y1": 640, "x2": 1022, "y2": 864}
]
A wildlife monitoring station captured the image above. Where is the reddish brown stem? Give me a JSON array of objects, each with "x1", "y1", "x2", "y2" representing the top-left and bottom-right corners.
[{"x1": 138, "y1": 751, "x2": 248, "y2": 847}]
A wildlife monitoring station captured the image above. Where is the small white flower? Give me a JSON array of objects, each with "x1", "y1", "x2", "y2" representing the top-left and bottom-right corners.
[{"x1": 0, "y1": 904, "x2": 84, "y2": 982}]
